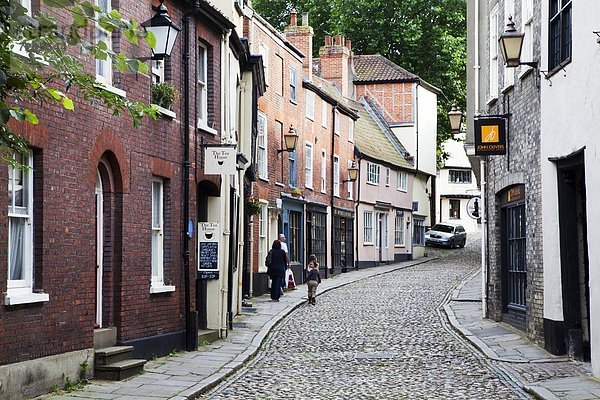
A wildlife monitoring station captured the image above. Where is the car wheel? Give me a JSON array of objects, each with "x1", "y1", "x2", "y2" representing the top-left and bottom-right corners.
[
  {"x1": 459, "y1": 239, "x2": 466, "y2": 248},
  {"x1": 448, "y1": 239, "x2": 455, "y2": 249}
]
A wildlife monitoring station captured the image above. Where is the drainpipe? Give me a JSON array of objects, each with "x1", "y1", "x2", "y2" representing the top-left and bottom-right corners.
[
  {"x1": 182, "y1": 0, "x2": 201, "y2": 352},
  {"x1": 481, "y1": 158, "x2": 487, "y2": 318}
]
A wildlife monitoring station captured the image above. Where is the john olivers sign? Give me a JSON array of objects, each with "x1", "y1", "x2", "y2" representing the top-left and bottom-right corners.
[{"x1": 474, "y1": 118, "x2": 507, "y2": 156}]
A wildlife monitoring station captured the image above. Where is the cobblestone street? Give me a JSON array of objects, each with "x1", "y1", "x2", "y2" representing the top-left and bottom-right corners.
[{"x1": 202, "y1": 239, "x2": 530, "y2": 399}]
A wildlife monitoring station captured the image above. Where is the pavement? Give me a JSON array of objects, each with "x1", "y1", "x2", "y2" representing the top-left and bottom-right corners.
[{"x1": 43, "y1": 257, "x2": 600, "y2": 400}]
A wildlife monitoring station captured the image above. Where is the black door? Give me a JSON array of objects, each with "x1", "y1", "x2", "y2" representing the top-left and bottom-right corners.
[{"x1": 557, "y1": 153, "x2": 590, "y2": 360}]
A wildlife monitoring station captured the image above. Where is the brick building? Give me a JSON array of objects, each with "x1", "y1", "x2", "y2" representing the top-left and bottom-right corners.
[
  {"x1": 0, "y1": 0, "x2": 264, "y2": 397},
  {"x1": 466, "y1": 0, "x2": 544, "y2": 348}
]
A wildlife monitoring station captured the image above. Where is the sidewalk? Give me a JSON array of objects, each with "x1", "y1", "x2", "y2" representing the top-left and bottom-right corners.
[
  {"x1": 43, "y1": 258, "x2": 433, "y2": 400},
  {"x1": 446, "y1": 270, "x2": 600, "y2": 400}
]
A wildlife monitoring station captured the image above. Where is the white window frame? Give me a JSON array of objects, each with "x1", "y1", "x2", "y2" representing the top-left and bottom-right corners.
[
  {"x1": 363, "y1": 211, "x2": 373, "y2": 244},
  {"x1": 333, "y1": 155, "x2": 340, "y2": 197},
  {"x1": 503, "y1": 0, "x2": 515, "y2": 89},
  {"x1": 395, "y1": 214, "x2": 405, "y2": 246},
  {"x1": 321, "y1": 149, "x2": 327, "y2": 193},
  {"x1": 348, "y1": 119, "x2": 354, "y2": 142},
  {"x1": 290, "y1": 67, "x2": 297, "y2": 103},
  {"x1": 95, "y1": 0, "x2": 113, "y2": 86},
  {"x1": 257, "y1": 112, "x2": 268, "y2": 180},
  {"x1": 520, "y1": 0, "x2": 534, "y2": 76},
  {"x1": 489, "y1": 4, "x2": 499, "y2": 101},
  {"x1": 306, "y1": 90, "x2": 315, "y2": 120},
  {"x1": 259, "y1": 42, "x2": 269, "y2": 86},
  {"x1": 305, "y1": 142, "x2": 313, "y2": 189},
  {"x1": 151, "y1": 178, "x2": 164, "y2": 285},
  {"x1": 258, "y1": 202, "x2": 268, "y2": 273},
  {"x1": 334, "y1": 109, "x2": 340, "y2": 135},
  {"x1": 347, "y1": 160, "x2": 353, "y2": 200},
  {"x1": 151, "y1": 59, "x2": 165, "y2": 84},
  {"x1": 321, "y1": 100, "x2": 327, "y2": 128},
  {"x1": 197, "y1": 43, "x2": 209, "y2": 130},
  {"x1": 5, "y1": 151, "x2": 49, "y2": 305},
  {"x1": 366, "y1": 162, "x2": 380, "y2": 185},
  {"x1": 397, "y1": 171, "x2": 408, "y2": 192}
]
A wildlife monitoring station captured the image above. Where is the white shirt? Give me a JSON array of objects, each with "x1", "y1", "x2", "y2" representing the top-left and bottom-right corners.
[{"x1": 281, "y1": 241, "x2": 288, "y2": 255}]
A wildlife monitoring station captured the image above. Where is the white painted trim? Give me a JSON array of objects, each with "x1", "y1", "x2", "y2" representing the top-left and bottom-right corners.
[
  {"x1": 155, "y1": 106, "x2": 176, "y2": 119},
  {"x1": 94, "y1": 82, "x2": 126, "y2": 98},
  {"x1": 5, "y1": 292, "x2": 49, "y2": 305},
  {"x1": 150, "y1": 285, "x2": 176, "y2": 294}
]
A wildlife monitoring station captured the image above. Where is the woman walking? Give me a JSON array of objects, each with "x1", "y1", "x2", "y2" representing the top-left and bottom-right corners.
[
  {"x1": 306, "y1": 254, "x2": 321, "y2": 305},
  {"x1": 267, "y1": 239, "x2": 287, "y2": 302}
]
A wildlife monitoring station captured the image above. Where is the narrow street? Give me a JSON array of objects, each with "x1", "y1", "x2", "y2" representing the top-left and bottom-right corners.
[{"x1": 201, "y1": 238, "x2": 530, "y2": 399}]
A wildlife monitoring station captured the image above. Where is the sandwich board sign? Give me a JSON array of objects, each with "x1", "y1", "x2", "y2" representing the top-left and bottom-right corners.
[{"x1": 198, "y1": 222, "x2": 219, "y2": 279}]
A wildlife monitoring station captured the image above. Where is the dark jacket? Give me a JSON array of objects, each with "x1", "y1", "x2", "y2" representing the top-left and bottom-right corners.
[
  {"x1": 306, "y1": 268, "x2": 321, "y2": 283},
  {"x1": 267, "y1": 248, "x2": 287, "y2": 278}
]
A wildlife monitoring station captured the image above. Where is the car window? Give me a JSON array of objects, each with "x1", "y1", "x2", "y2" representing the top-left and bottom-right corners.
[{"x1": 431, "y1": 224, "x2": 454, "y2": 233}]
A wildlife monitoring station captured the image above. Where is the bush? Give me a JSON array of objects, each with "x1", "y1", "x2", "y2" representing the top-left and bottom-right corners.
[{"x1": 151, "y1": 82, "x2": 177, "y2": 110}]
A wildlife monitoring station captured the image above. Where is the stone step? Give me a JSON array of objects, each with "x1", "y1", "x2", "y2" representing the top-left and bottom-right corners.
[
  {"x1": 94, "y1": 359, "x2": 146, "y2": 381},
  {"x1": 198, "y1": 329, "x2": 220, "y2": 345},
  {"x1": 93, "y1": 327, "x2": 117, "y2": 349},
  {"x1": 94, "y1": 346, "x2": 134, "y2": 366}
]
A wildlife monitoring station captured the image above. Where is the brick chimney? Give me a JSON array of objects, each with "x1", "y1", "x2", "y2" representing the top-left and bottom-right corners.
[
  {"x1": 318, "y1": 34, "x2": 351, "y2": 97},
  {"x1": 284, "y1": 11, "x2": 314, "y2": 81}
]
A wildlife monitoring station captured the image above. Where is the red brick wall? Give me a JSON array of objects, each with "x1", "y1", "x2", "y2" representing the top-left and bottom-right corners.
[
  {"x1": 355, "y1": 82, "x2": 415, "y2": 124},
  {"x1": 0, "y1": 0, "x2": 223, "y2": 365}
]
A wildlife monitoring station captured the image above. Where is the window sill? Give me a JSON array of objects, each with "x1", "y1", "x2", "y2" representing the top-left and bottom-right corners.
[
  {"x1": 5, "y1": 292, "x2": 49, "y2": 306},
  {"x1": 259, "y1": 177, "x2": 269, "y2": 183},
  {"x1": 150, "y1": 284, "x2": 176, "y2": 294},
  {"x1": 486, "y1": 97, "x2": 498, "y2": 106},
  {"x1": 518, "y1": 67, "x2": 534, "y2": 80},
  {"x1": 154, "y1": 105, "x2": 176, "y2": 119},
  {"x1": 501, "y1": 84, "x2": 514, "y2": 95},
  {"x1": 397, "y1": 188, "x2": 407, "y2": 192},
  {"x1": 275, "y1": 182, "x2": 285, "y2": 188},
  {"x1": 290, "y1": 99, "x2": 298, "y2": 105},
  {"x1": 394, "y1": 244, "x2": 406, "y2": 248},
  {"x1": 94, "y1": 81, "x2": 126, "y2": 98},
  {"x1": 198, "y1": 124, "x2": 218, "y2": 135},
  {"x1": 305, "y1": 185, "x2": 313, "y2": 190},
  {"x1": 545, "y1": 58, "x2": 571, "y2": 79},
  {"x1": 363, "y1": 242, "x2": 374, "y2": 246},
  {"x1": 366, "y1": 181, "x2": 379, "y2": 186},
  {"x1": 306, "y1": 116, "x2": 314, "y2": 122}
]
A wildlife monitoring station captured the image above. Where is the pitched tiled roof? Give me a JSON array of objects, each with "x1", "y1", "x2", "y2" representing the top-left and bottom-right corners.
[
  {"x1": 352, "y1": 98, "x2": 413, "y2": 170},
  {"x1": 306, "y1": 75, "x2": 359, "y2": 118},
  {"x1": 352, "y1": 54, "x2": 419, "y2": 83}
]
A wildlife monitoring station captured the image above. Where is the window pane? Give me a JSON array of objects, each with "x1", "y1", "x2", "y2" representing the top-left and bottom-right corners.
[
  {"x1": 8, "y1": 217, "x2": 26, "y2": 280},
  {"x1": 152, "y1": 231, "x2": 160, "y2": 278},
  {"x1": 152, "y1": 181, "x2": 162, "y2": 228}
]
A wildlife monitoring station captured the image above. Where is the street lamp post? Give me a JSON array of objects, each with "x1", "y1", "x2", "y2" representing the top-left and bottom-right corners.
[{"x1": 142, "y1": 0, "x2": 200, "y2": 351}]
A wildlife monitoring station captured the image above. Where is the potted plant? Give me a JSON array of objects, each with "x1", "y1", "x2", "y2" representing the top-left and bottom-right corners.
[
  {"x1": 151, "y1": 82, "x2": 177, "y2": 110},
  {"x1": 245, "y1": 196, "x2": 261, "y2": 216},
  {"x1": 291, "y1": 187, "x2": 302, "y2": 198}
]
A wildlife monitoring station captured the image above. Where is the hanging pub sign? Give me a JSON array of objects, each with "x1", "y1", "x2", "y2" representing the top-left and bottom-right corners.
[
  {"x1": 198, "y1": 222, "x2": 219, "y2": 279},
  {"x1": 474, "y1": 118, "x2": 507, "y2": 156},
  {"x1": 204, "y1": 146, "x2": 236, "y2": 175}
]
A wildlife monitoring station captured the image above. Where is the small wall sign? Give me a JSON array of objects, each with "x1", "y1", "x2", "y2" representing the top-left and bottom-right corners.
[
  {"x1": 466, "y1": 197, "x2": 481, "y2": 219},
  {"x1": 204, "y1": 147, "x2": 236, "y2": 175},
  {"x1": 474, "y1": 118, "x2": 507, "y2": 156}
]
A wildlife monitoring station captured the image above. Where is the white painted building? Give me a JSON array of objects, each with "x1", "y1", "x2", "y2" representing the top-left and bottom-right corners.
[
  {"x1": 436, "y1": 133, "x2": 480, "y2": 233},
  {"x1": 540, "y1": 0, "x2": 598, "y2": 375}
]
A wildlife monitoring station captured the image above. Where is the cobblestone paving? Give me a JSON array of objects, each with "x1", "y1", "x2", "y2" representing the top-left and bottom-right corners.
[{"x1": 202, "y1": 241, "x2": 529, "y2": 399}]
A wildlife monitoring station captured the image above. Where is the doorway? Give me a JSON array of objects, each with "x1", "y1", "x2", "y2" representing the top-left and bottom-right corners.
[
  {"x1": 556, "y1": 152, "x2": 590, "y2": 361},
  {"x1": 95, "y1": 171, "x2": 103, "y2": 328}
]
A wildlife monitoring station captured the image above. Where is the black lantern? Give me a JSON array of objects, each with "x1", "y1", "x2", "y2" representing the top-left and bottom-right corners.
[
  {"x1": 347, "y1": 161, "x2": 359, "y2": 182},
  {"x1": 278, "y1": 125, "x2": 298, "y2": 153},
  {"x1": 448, "y1": 103, "x2": 464, "y2": 134},
  {"x1": 498, "y1": 16, "x2": 524, "y2": 67},
  {"x1": 141, "y1": 0, "x2": 181, "y2": 60}
]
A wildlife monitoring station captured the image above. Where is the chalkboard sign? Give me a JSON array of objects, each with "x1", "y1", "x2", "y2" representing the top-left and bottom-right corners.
[{"x1": 199, "y1": 242, "x2": 218, "y2": 270}]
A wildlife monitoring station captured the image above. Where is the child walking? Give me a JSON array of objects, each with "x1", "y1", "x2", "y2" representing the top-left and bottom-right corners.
[{"x1": 306, "y1": 254, "x2": 321, "y2": 305}]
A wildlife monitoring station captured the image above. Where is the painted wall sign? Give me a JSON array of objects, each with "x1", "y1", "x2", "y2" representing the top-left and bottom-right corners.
[
  {"x1": 198, "y1": 222, "x2": 219, "y2": 279},
  {"x1": 474, "y1": 118, "x2": 507, "y2": 156},
  {"x1": 466, "y1": 197, "x2": 481, "y2": 219},
  {"x1": 204, "y1": 147, "x2": 236, "y2": 175}
]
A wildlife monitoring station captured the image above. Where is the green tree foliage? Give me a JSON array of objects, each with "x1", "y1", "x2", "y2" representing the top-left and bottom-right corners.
[
  {"x1": 0, "y1": 0, "x2": 159, "y2": 166},
  {"x1": 253, "y1": 0, "x2": 466, "y2": 162}
]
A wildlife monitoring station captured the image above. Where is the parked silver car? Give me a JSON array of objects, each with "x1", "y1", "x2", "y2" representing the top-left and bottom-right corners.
[{"x1": 425, "y1": 223, "x2": 467, "y2": 248}]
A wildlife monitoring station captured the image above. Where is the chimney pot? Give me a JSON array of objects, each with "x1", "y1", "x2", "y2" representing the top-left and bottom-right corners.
[
  {"x1": 335, "y1": 35, "x2": 344, "y2": 46},
  {"x1": 345, "y1": 39, "x2": 351, "y2": 50},
  {"x1": 325, "y1": 35, "x2": 332, "y2": 46},
  {"x1": 290, "y1": 9, "x2": 297, "y2": 26},
  {"x1": 302, "y1": 12, "x2": 309, "y2": 26}
]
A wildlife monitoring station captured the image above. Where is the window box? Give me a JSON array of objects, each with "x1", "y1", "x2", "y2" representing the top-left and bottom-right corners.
[
  {"x1": 5, "y1": 292, "x2": 49, "y2": 306},
  {"x1": 150, "y1": 285, "x2": 176, "y2": 294}
]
